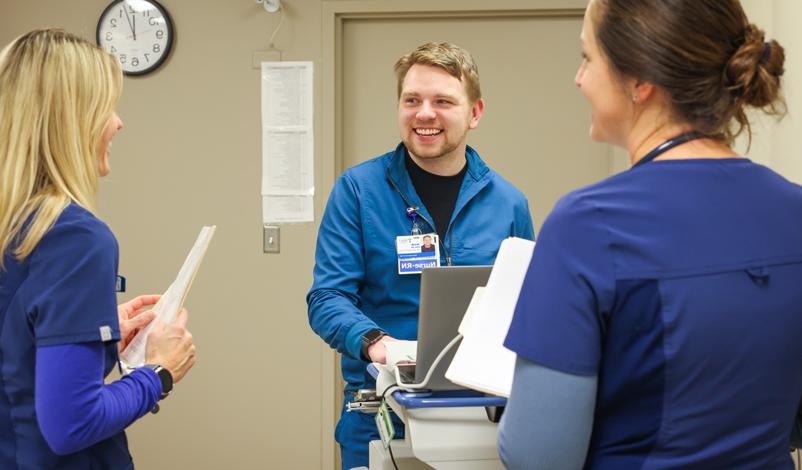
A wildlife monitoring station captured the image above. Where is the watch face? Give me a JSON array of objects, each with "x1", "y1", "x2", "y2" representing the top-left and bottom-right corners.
[
  {"x1": 363, "y1": 328, "x2": 385, "y2": 344},
  {"x1": 96, "y1": 0, "x2": 174, "y2": 76}
]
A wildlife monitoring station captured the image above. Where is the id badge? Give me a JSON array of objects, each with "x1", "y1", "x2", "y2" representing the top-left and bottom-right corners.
[
  {"x1": 396, "y1": 233, "x2": 440, "y2": 275},
  {"x1": 116, "y1": 275, "x2": 126, "y2": 293}
]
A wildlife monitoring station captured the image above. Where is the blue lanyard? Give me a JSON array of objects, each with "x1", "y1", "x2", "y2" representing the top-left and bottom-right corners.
[
  {"x1": 631, "y1": 131, "x2": 704, "y2": 169},
  {"x1": 406, "y1": 206, "x2": 422, "y2": 235}
]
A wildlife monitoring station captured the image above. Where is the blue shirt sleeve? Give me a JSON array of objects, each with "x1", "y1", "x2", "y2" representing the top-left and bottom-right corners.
[
  {"x1": 307, "y1": 174, "x2": 380, "y2": 360},
  {"x1": 504, "y1": 193, "x2": 615, "y2": 375},
  {"x1": 26, "y1": 210, "x2": 120, "y2": 346},
  {"x1": 498, "y1": 355, "x2": 597, "y2": 469},
  {"x1": 35, "y1": 342, "x2": 161, "y2": 455},
  {"x1": 513, "y1": 197, "x2": 535, "y2": 241}
]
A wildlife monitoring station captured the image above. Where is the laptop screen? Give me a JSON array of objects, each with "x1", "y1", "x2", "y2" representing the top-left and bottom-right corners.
[{"x1": 414, "y1": 266, "x2": 492, "y2": 390}]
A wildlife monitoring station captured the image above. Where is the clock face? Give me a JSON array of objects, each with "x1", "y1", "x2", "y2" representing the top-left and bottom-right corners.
[{"x1": 96, "y1": 0, "x2": 174, "y2": 76}]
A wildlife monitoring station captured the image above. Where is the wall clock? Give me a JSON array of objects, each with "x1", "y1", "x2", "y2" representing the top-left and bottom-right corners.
[{"x1": 96, "y1": 0, "x2": 174, "y2": 76}]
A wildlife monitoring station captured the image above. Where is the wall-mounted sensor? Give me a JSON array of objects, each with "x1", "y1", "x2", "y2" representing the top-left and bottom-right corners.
[{"x1": 255, "y1": 0, "x2": 281, "y2": 13}]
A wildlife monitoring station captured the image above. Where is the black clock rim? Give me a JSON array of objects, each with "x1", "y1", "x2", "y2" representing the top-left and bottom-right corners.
[{"x1": 96, "y1": 0, "x2": 175, "y2": 76}]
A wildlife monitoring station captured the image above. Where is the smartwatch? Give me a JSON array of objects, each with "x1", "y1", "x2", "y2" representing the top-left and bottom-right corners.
[
  {"x1": 143, "y1": 364, "x2": 173, "y2": 402},
  {"x1": 360, "y1": 328, "x2": 386, "y2": 361}
]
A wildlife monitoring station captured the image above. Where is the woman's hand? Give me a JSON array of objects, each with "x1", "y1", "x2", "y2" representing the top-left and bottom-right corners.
[
  {"x1": 117, "y1": 295, "x2": 159, "y2": 353},
  {"x1": 145, "y1": 308, "x2": 196, "y2": 384}
]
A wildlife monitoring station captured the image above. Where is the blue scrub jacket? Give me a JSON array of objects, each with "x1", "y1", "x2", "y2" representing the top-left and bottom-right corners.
[{"x1": 307, "y1": 143, "x2": 534, "y2": 392}]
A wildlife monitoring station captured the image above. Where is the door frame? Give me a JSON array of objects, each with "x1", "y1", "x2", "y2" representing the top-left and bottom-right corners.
[{"x1": 320, "y1": 1, "x2": 588, "y2": 467}]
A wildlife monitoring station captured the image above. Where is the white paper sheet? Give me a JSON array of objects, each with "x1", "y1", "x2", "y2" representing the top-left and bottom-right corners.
[
  {"x1": 261, "y1": 195, "x2": 314, "y2": 223},
  {"x1": 445, "y1": 237, "x2": 535, "y2": 397},
  {"x1": 120, "y1": 226, "x2": 216, "y2": 370},
  {"x1": 261, "y1": 61, "x2": 314, "y2": 223}
]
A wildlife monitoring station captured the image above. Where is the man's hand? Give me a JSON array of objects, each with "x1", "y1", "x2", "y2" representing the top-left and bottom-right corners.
[
  {"x1": 367, "y1": 335, "x2": 399, "y2": 364},
  {"x1": 117, "y1": 295, "x2": 159, "y2": 353}
]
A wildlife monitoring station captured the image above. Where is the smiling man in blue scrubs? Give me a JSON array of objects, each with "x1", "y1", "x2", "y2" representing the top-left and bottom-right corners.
[{"x1": 307, "y1": 42, "x2": 534, "y2": 469}]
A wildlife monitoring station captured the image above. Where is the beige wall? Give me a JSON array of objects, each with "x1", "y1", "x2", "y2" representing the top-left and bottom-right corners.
[
  {"x1": 0, "y1": 0, "x2": 800, "y2": 469},
  {"x1": 0, "y1": 1, "x2": 326, "y2": 468}
]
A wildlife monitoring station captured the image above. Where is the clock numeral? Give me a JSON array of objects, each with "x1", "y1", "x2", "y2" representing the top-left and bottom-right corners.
[
  {"x1": 153, "y1": 44, "x2": 161, "y2": 53},
  {"x1": 144, "y1": 53, "x2": 150, "y2": 63},
  {"x1": 105, "y1": 31, "x2": 113, "y2": 41},
  {"x1": 131, "y1": 57, "x2": 139, "y2": 67},
  {"x1": 119, "y1": 54, "x2": 127, "y2": 64},
  {"x1": 110, "y1": 18, "x2": 117, "y2": 28},
  {"x1": 110, "y1": 46, "x2": 117, "y2": 53},
  {"x1": 156, "y1": 30, "x2": 164, "y2": 39},
  {"x1": 119, "y1": 8, "x2": 123, "y2": 18},
  {"x1": 148, "y1": 16, "x2": 159, "y2": 27}
]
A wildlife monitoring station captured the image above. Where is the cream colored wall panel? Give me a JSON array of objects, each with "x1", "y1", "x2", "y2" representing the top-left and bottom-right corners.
[
  {"x1": 736, "y1": 0, "x2": 774, "y2": 166},
  {"x1": 738, "y1": 0, "x2": 802, "y2": 179},
  {"x1": 772, "y1": 0, "x2": 802, "y2": 183}
]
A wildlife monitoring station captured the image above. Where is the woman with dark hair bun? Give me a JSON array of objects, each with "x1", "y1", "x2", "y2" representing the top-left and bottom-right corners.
[{"x1": 498, "y1": 1, "x2": 802, "y2": 468}]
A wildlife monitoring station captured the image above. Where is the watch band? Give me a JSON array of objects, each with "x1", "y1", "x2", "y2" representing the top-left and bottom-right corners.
[
  {"x1": 143, "y1": 364, "x2": 173, "y2": 403},
  {"x1": 360, "y1": 328, "x2": 386, "y2": 361}
]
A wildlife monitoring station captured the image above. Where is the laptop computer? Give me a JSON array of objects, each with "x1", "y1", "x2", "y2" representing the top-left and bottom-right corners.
[{"x1": 403, "y1": 265, "x2": 492, "y2": 390}]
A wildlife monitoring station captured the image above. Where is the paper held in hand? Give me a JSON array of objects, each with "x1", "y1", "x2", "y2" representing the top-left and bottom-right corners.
[
  {"x1": 445, "y1": 237, "x2": 535, "y2": 397},
  {"x1": 120, "y1": 226, "x2": 216, "y2": 371}
]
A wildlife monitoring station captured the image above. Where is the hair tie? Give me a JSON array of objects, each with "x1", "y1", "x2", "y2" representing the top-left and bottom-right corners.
[{"x1": 760, "y1": 41, "x2": 772, "y2": 64}]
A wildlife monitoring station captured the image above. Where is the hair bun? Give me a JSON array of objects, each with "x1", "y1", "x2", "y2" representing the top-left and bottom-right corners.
[{"x1": 724, "y1": 24, "x2": 785, "y2": 108}]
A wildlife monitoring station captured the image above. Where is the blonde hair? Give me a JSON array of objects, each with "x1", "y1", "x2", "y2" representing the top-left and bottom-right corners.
[
  {"x1": 394, "y1": 42, "x2": 482, "y2": 104},
  {"x1": 0, "y1": 29, "x2": 122, "y2": 269}
]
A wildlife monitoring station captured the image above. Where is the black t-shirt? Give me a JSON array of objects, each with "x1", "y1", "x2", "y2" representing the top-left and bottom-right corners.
[{"x1": 405, "y1": 152, "x2": 467, "y2": 239}]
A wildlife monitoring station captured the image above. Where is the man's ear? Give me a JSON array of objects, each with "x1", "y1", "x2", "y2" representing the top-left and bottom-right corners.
[{"x1": 469, "y1": 98, "x2": 485, "y2": 129}]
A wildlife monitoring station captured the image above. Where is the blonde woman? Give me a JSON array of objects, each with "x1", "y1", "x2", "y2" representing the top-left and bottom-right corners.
[{"x1": 0, "y1": 29, "x2": 195, "y2": 469}]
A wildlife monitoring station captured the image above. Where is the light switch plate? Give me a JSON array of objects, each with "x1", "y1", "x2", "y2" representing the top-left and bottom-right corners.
[{"x1": 263, "y1": 225, "x2": 280, "y2": 253}]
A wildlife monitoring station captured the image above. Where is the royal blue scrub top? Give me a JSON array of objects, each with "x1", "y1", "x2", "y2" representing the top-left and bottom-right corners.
[
  {"x1": 506, "y1": 159, "x2": 802, "y2": 469},
  {"x1": 0, "y1": 204, "x2": 132, "y2": 469}
]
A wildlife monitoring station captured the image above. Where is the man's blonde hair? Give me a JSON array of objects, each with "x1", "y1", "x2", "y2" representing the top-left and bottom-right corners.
[
  {"x1": 0, "y1": 29, "x2": 122, "y2": 268},
  {"x1": 394, "y1": 42, "x2": 482, "y2": 103}
]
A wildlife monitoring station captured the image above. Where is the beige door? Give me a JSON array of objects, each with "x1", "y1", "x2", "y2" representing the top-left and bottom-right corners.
[{"x1": 340, "y1": 12, "x2": 614, "y2": 230}]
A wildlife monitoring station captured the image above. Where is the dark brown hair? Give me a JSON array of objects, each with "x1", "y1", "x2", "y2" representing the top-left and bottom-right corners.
[{"x1": 592, "y1": 0, "x2": 785, "y2": 144}]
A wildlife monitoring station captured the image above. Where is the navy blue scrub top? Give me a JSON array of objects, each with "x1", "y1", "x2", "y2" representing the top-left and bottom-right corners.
[
  {"x1": 506, "y1": 159, "x2": 802, "y2": 469},
  {"x1": 0, "y1": 204, "x2": 131, "y2": 469}
]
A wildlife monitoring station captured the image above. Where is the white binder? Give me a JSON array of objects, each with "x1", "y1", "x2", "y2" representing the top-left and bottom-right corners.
[{"x1": 445, "y1": 237, "x2": 535, "y2": 397}]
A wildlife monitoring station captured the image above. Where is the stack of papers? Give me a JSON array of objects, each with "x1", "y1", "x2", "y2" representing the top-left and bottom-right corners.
[
  {"x1": 445, "y1": 237, "x2": 535, "y2": 397},
  {"x1": 120, "y1": 226, "x2": 216, "y2": 370}
]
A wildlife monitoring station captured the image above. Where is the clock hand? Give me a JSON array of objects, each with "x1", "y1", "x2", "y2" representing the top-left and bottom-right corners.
[
  {"x1": 123, "y1": 3, "x2": 136, "y2": 41},
  {"x1": 132, "y1": 13, "x2": 137, "y2": 41}
]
